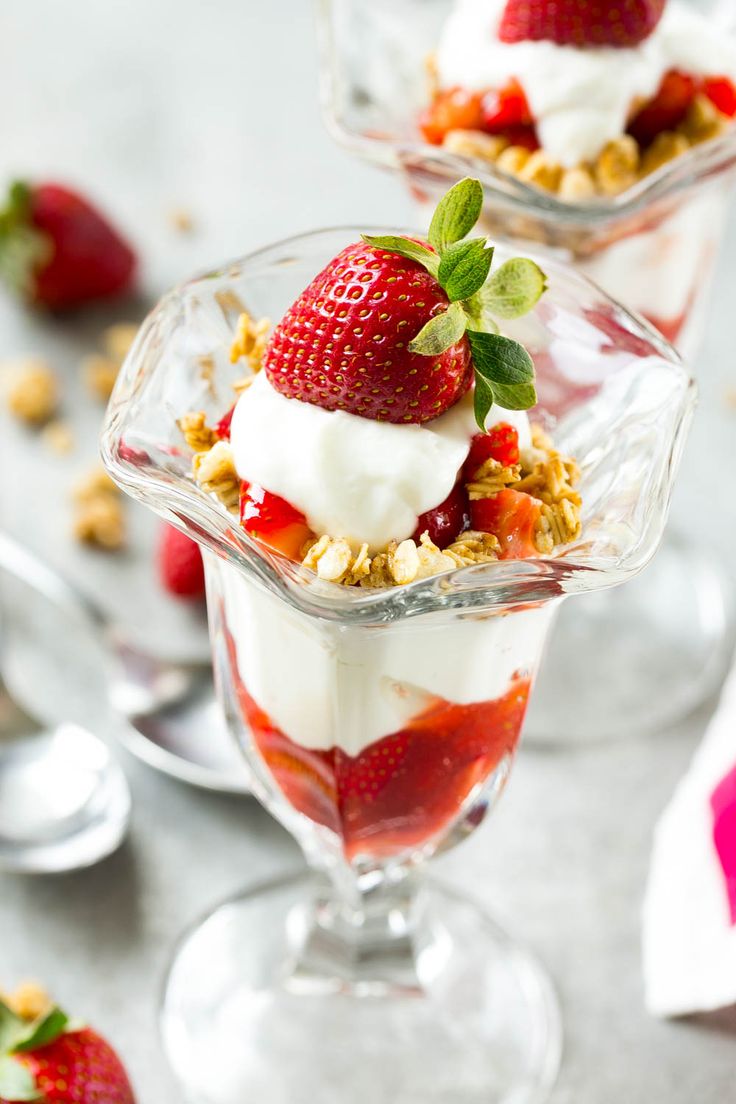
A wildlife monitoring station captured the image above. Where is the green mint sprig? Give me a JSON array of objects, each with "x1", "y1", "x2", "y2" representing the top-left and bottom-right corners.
[{"x1": 362, "y1": 177, "x2": 546, "y2": 430}]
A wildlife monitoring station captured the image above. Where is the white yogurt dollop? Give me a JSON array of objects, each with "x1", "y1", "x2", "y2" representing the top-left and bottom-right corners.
[
  {"x1": 437, "y1": 0, "x2": 736, "y2": 166},
  {"x1": 230, "y1": 371, "x2": 530, "y2": 552}
]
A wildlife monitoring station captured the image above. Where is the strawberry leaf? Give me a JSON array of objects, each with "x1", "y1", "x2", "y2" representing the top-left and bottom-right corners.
[
  {"x1": 482, "y1": 258, "x2": 547, "y2": 320},
  {"x1": 361, "y1": 235, "x2": 439, "y2": 277},
  {"x1": 0, "y1": 1056, "x2": 42, "y2": 1102},
  {"x1": 437, "y1": 239, "x2": 494, "y2": 302},
  {"x1": 12, "y1": 1008, "x2": 68, "y2": 1054},
  {"x1": 408, "y1": 302, "x2": 467, "y2": 356},
  {"x1": 467, "y1": 330, "x2": 537, "y2": 427},
  {"x1": 428, "y1": 178, "x2": 483, "y2": 253}
]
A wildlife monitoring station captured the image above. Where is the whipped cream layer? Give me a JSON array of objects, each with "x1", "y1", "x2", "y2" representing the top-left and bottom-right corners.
[
  {"x1": 231, "y1": 371, "x2": 531, "y2": 551},
  {"x1": 220, "y1": 566, "x2": 553, "y2": 755},
  {"x1": 437, "y1": 0, "x2": 736, "y2": 166}
]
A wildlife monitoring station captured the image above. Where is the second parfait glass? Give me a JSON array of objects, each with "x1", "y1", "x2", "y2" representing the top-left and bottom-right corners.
[
  {"x1": 102, "y1": 230, "x2": 693, "y2": 1103},
  {"x1": 319, "y1": 0, "x2": 736, "y2": 741}
]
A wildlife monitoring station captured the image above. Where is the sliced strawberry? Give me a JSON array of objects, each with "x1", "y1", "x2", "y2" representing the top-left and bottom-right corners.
[
  {"x1": 240, "y1": 482, "x2": 312, "y2": 560},
  {"x1": 413, "y1": 483, "x2": 469, "y2": 549},
  {"x1": 335, "y1": 734, "x2": 411, "y2": 803},
  {"x1": 464, "y1": 424, "x2": 520, "y2": 479},
  {"x1": 482, "y1": 79, "x2": 532, "y2": 131},
  {"x1": 471, "y1": 488, "x2": 541, "y2": 559},
  {"x1": 419, "y1": 87, "x2": 485, "y2": 145},
  {"x1": 499, "y1": 0, "x2": 665, "y2": 48},
  {"x1": 703, "y1": 76, "x2": 736, "y2": 118},
  {"x1": 215, "y1": 404, "x2": 236, "y2": 440},
  {"x1": 628, "y1": 70, "x2": 697, "y2": 147}
]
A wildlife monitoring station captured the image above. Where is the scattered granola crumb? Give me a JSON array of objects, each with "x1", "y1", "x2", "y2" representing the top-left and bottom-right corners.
[
  {"x1": 4, "y1": 982, "x2": 51, "y2": 1021},
  {"x1": 81, "y1": 353, "x2": 119, "y2": 403},
  {"x1": 41, "y1": 420, "x2": 75, "y2": 454},
  {"x1": 169, "y1": 207, "x2": 194, "y2": 233},
  {"x1": 74, "y1": 494, "x2": 126, "y2": 550},
  {"x1": 725, "y1": 387, "x2": 736, "y2": 409},
  {"x1": 73, "y1": 467, "x2": 120, "y2": 504},
  {"x1": 5, "y1": 359, "x2": 58, "y2": 425},
  {"x1": 192, "y1": 440, "x2": 240, "y2": 511},
  {"x1": 230, "y1": 311, "x2": 271, "y2": 372},
  {"x1": 198, "y1": 354, "x2": 216, "y2": 396},
  {"x1": 102, "y1": 322, "x2": 139, "y2": 365},
  {"x1": 178, "y1": 410, "x2": 218, "y2": 452}
]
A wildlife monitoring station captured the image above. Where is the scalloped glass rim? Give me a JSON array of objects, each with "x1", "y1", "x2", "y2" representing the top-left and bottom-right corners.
[
  {"x1": 101, "y1": 226, "x2": 695, "y2": 627},
  {"x1": 317, "y1": 0, "x2": 736, "y2": 227}
]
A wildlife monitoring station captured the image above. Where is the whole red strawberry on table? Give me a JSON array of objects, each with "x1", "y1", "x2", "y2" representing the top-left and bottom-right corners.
[
  {"x1": 158, "y1": 522, "x2": 206, "y2": 599},
  {"x1": 0, "y1": 991, "x2": 135, "y2": 1104},
  {"x1": 0, "y1": 181, "x2": 136, "y2": 309}
]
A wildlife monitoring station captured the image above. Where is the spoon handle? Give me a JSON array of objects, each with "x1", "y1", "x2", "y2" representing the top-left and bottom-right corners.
[{"x1": 0, "y1": 530, "x2": 107, "y2": 634}]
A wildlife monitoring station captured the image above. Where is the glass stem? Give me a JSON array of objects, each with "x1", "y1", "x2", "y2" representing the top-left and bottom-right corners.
[{"x1": 284, "y1": 859, "x2": 434, "y2": 997}]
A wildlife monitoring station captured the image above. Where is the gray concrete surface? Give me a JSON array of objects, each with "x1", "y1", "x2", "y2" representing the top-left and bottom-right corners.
[{"x1": 1, "y1": 1, "x2": 735, "y2": 1100}]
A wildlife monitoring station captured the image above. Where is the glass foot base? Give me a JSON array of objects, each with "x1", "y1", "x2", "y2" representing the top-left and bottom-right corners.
[
  {"x1": 526, "y1": 533, "x2": 734, "y2": 744},
  {"x1": 161, "y1": 872, "x2": 561, "y2": 1104}
]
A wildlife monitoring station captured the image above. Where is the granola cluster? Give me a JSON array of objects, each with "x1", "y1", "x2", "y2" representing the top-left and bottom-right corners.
[
  {"x1": 300, "y1": 424, "x2": 581, "y2": 587},
  {"x1": 72, "y1": 468, "x2": 126, "y2": 550},
  {"x1": 441, "y1": 92, "x2": 730, "y2": 199}
]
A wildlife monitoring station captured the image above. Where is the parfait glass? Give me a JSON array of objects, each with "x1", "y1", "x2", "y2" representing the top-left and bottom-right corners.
[
  {"x1": 101, "y1": 230, "x2": 693, "y2": 1104},
  {"x1": 318, "y1": 0, "x2": 736, "y2": 741}
]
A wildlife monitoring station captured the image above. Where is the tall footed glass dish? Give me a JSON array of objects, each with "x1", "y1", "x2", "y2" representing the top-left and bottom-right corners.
[
  {"x1": 319, "y1": 0, "x2": 736, "y2": 740},
  {"x1": 102, "y1": 229, "x2": 693, "y2": 1104}
]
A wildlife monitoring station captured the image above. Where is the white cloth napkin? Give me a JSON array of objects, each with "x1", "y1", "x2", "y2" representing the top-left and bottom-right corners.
[{"x1": 643, "y1": 662, "x2": 736, "y2": 1017}]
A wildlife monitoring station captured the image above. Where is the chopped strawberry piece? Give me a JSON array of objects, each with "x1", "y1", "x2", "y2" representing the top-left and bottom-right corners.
[
  {"x1": 413, "y1": 483, "x2": 469, "y2": 549},
  {"x1": 471, "y1": 488, "x2": 541, "y2": 559},
  {"x1": 703, "y1": 76, "x2": 736, "y2": 118},
  {"x1": 482, "y1": 79, "x2": 532, "y2": 131},
  {"x1": 215, "y1": 404, "x2": 235, "y2": 440},
  {"x1": 628, "y1": 70, "x2": 697, "y2": 147},
  {"x1": 240, "y1": 483, "x2": 312, "y2": 560},
  {"x1": 499, "y1": 124, "x2": 540, "y2": 151},
  {"x1": 419, "y1": 87, "x2": 485, "y2": 145},
  {"x1": 464, "y1": 424, "x2": 520, "y2": 479}
]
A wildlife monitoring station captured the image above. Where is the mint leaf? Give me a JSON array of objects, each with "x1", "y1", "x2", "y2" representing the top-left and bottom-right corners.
[
  {"x1": 467, "y1": 330, "x2": 537, "y2": 428},
  {"x1": 437, "y1": 239, "x2": 494, "y2": 303},
  {"x1": 483, "y1": 258, "x2": 547, "y2": 320},
  {"x1": 12, "y1": 1009, "x2": 68, "y2": 1054},
  {"x1": 0, "y1": 1002, "x2": 27, "y2": 1053},
  {"x1": 361, "y1": 235, "x2": 439, "y2": 278},
  {"x1": 408, "y1": 302, "x2": 467, "y2": 357},
  {"x1": 428, "y1": 178, "x2": 483, "y2": 253},
  {"x1": 0, "y1": 1057, "x2": 41, "y2": 1102}
]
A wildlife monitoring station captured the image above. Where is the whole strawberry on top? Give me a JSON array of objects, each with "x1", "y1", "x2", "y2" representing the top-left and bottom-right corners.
[
  {"x1": 264, "y1": 177, "x2": 544, "y2": 429},
  {"x1": 499, "y1": 0, "x2": 666, "y2": 48},
  {"x1": 0, "y1": 990, "x2": 135, "y2": 1104},
  {"x1": 0, "y1": 181, "x2": 136, "y2": 310}
]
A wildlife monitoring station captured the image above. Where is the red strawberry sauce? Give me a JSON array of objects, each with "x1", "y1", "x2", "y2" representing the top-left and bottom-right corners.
[{"x1": 236, "y1": 670, "x2": 530, "y2": 861}]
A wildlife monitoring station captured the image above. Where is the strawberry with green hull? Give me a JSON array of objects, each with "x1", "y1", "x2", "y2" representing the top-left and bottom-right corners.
[
  {"x1": 0, "y1": 998, "x2": 134, "y2": 1104},
  {"x1": 0, "y1": 182, "x2": 136, "y2": 310}
]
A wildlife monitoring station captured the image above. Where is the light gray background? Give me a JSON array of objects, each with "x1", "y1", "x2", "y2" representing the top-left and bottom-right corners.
[{"x1": 1, "y1": 2, "x2": 735, "y2": 1101}]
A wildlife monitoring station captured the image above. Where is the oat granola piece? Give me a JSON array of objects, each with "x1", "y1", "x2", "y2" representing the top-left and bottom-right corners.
[
  {"x1": 102, "y1": 322, "x2": 139, "y2": 364},
  {"x1": 466, "y1": 457, "x2": 521, "y2": 500},
  {"x1": 518, "y1": 150, "x2": 563, "y2": 193},
  {"x1": 559, "y1": 166, "x2": 597, "y2": 201},
  {"x1": 230, "y1": 311, "x2": 271, "y2": 372},
  {"x1": 302, "y1": 535, "x2": 353, "y2": 582},
  {"x1": 4, "y1": 981, "x2": 51, "y2": 1021},
  {"x1": 192, "y1": 440, "x2": 240, "y2": 511},
  {"x1": 641, "y1": 131, "x2": 689, "y2": 176},
  {"x1": 443, "y1": 129, "x2": 509, "y2": 163},
  {"x1": 445, "y1": 530, "x2": 500, "y2": 565},
  {"x1": 178, "y1": 410, "x2": 218, "y2": 452},
  {"x1": 169, "y1": 207, "x2": 194, "y2": 233},
  {"x1": 74, "y1": 494, "x2": 126, "y2": 550},
  {"x1": 594, "y1": 136, "x2": 640, "y2": 196},
  {"x1": 6, "y1": 358, "x2": 58, "y2": 425},
  {"x1": 497, "y1": 145, "x2": 533, "y2": 177},
  {"x1": 41, "y1": 420, "x2": 74, "y2": 454},
  {"x1": 388, "y1": 539, "x2": 421, "y2": 585},
  {"x1": 73, "y1": 467, "x2": 120, "y2": 504},
  {"x1": 81, "y1": 353, "x2": 119, "y2": 403},
  {"x1": 679, "y1": 93, "x2": 729, "y2": 146}
]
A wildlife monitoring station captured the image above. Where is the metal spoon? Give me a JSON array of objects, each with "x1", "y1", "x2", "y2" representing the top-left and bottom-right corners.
[
  {"x1": 0, "y1": 533, "x2": 248, "y2": 797},
  {"x1": 0, "y1": 542, "x2": 131, "y2": 873}
]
